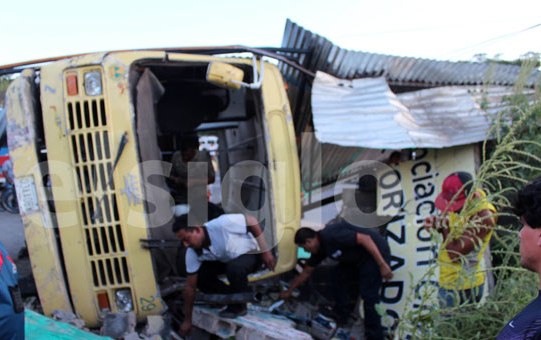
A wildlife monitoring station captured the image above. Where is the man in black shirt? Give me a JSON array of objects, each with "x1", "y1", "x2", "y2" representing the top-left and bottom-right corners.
[
  {"x1": 497, "y1": 179, "x2": 541, "y2": 339},
  {"x1": 280, "y1": 221, "x2": 392, "y2": 340}
]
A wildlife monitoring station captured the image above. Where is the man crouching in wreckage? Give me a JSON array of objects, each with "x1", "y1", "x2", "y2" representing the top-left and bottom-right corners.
[
  {"x1": 172, "y1": 213, "x2": 276, "y2": 336},
  {"x1": 280, "y1": 220, "x2": 393, "y2": 340}
]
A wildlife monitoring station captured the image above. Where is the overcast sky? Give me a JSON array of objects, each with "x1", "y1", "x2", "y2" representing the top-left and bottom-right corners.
[{"x1": 1, "y1": 0, "x2": 540, "y2": 66}]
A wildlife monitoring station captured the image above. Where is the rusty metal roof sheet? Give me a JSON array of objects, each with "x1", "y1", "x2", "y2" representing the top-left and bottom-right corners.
[
  {"x1": 280, "y1": 19, "x2": 540, "y2": 87},
  {"x1": 279, "y1": 19, "x2": 540, "y2": 136},
  {"x1": 281, "y1": 20, "x2": 539, "y2": 190},
  {"x1": 312, "y1": 72, "x2": 525, "y2": 149}
]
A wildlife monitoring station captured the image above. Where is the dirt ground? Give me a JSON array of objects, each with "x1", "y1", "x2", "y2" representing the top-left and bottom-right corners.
[{"x1": 0, "y1": 211, "x2": 24, "y2": 255}]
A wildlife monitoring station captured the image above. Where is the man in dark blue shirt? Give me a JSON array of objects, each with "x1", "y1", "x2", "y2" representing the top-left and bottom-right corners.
[
  {"x1": 0, "y1": 241, "x2": 24, "y2": 340},
  {"x1": 280, "y1": 221, "x2": 392, "y2": 340},
  {"x1": 497, "y1": 179, "x2": 541, "y2": 340}
]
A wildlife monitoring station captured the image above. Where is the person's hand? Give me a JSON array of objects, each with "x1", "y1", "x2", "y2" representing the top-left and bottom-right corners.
[
  {"x1": 261, "y1": 251, "x2": 276, "y2": 271},
  {"x1": 424, "y1": 216, "x2": 448, "y2": 233},
  {"x1": 424, "y1": 216, "x2": 437, "y2": 231},
  {"x1": 279, "y1": 290, "x2": 292, "y2": 300},
  {"x1": 380, "y1": 262, "x2": 393, "y2": 280},
  {"x1": 179, "y1": 320, "x2": 192, "y2": 337}
]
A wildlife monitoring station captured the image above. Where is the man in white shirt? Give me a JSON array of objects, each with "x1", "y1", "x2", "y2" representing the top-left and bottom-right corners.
[{"x1": 173, "y1": 213, "x2": 276, "y2": 336}]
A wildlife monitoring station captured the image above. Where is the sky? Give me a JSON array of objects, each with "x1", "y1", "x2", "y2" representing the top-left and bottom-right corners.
[{"x1": 1, "y1": 0, "x2": 540, "y2": 67}]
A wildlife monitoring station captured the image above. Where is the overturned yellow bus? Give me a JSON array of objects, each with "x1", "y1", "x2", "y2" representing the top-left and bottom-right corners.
[{"x1": 4, "y1": 49, "x2": 301, "y2": 327}]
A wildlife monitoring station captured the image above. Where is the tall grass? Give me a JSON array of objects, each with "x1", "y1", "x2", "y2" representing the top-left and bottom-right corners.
[{"x1": 396, "y1": 58, "x2": 541, "y2": 339}]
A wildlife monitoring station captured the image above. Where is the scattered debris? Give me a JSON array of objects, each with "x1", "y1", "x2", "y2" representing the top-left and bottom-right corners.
[
  {"x1": 143, "y1": 315, "x2": 165, "y2": 337},
  {"x1": 52, "y1": 309, "x2": 87, "y2": 330},
  {"x1": 100, "y1": 312, "x2": 136, "y2": 338},
  {"x1": 123, "y1": 332, "x2": 142, "y2": 340},
  {"x1": 26, "y1": 310, "x2": 109, "y2": 339},
  {"x1": 23, "y1": 296, "x2": 38, "y2": 311}
]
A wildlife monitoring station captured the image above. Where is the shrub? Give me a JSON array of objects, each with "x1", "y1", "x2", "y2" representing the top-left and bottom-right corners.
[{"x1": 397, "y1": 57, "x2": 541, "y2": 339}]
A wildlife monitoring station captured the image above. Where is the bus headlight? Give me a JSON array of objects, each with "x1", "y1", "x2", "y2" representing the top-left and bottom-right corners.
[
  {"x1": 84, "y1": 71, "x2": 102, "y2": 96},
  {"x1": 115, "y1": 289, "x2": 133, "y2": 312}
]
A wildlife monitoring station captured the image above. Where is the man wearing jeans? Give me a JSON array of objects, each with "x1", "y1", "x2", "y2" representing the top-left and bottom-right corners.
[{"x1": 173, "y1": 213, "x2": 275, "y2": 337}]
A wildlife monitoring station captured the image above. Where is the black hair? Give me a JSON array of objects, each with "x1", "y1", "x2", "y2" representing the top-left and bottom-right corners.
[
  {"x1": 180, "y1": 134, "x2": 200, "y2": 151},
  {"x1": 358, "y1": 174, "x2": 377, "y2": 193},
  {"x1": 294, "y1": 227, "x2": 317, "y2": 245},
  {"x1": 453, "y1": 171, "x2": 473, "y2": 195},
  {"x1": 515, "y1": 177, "x2": 541, "y2": 229},
  {"x1": 172, "y1": 214, "x2": 200, "y2": 233}
]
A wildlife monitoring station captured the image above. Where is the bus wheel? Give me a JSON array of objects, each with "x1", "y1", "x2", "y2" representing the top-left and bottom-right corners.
[{"x1": 2, "y1": 188, "x2": 19, "y2": 214}]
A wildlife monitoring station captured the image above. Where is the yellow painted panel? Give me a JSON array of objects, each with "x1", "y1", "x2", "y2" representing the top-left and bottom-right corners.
[
  {"x1": 40, "y1": 62, "x2": 100, "y2": 325},
  {"x1": 261, "y1": 65, "x2": 301, "y2": 275},
  {"x1": 37, "y1": 53, "x2": 166, "y2": 325},
  {"x1": 33, "y1": 52, "x2": 300, "y2": 321},
  {"x1": 5, "y1": 70, "x2": 73, "y2": 316},
  {"x1": 101, "y1": 55, "x2": 165, "y2": 321}
]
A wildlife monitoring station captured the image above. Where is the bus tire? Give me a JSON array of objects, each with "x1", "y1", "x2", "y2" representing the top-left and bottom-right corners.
[{"x1": 2, "y1": 188, "x2": 19, "y2": 214}]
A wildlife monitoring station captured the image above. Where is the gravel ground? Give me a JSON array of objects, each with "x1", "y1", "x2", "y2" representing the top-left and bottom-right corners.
[{"x1": 0, "y1": 211, "x2": 25, "y2": 256}]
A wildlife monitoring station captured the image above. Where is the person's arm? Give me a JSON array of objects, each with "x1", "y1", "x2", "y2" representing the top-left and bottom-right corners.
[
  {"x1": 185, "y1": 157, "x2": 213, "y2": 187},
  {"x1": 186, "y1": 151, "x2": 215, "y2": 186},
  {"x1": 356, "y1": 233, "x2": 393, "y2": 280},
  {"x1": 185, "y1": 178, "x2": 212, "y2": 187},
  {"x1": 279, "y1": 265, "x2": 316, "y2": 299},
  {"x1": 179, "y1": 273, "x2": 197, "y2": 336},
  {"x1": 443, "y1": 208, "x2": 495, "y2": 261},
  {"x1": 245, "y1": 214, "x2": 276, "y2": 271},
  {"x1": 206, "y1": 151, "x2": 216, "y2": 184},
  {"x1": 169, "y1": 152, "x2": 188, "y2": 188},
  {"x1": 424, "y1": 215, "x2": 438, "y2": 231}
]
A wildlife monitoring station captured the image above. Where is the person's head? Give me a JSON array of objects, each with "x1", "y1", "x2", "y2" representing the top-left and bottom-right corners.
[
  {"x1": 388, "y1": 151, "x2": 401, "y2": 166},
  {"x1": 435, "y1": 172, "x2": 473, "y2": 213},
  {"x1": 356, "y1": 174, "x2": 377, "y2": 213},
  {"x1": 172, "y1": 214, "x2": 205, "y2": 249},
  {"x1": 180, "y1": 134, "x2": 200, "y2": 161},
  {"x1": 514, "y1": 178, "x2": 541, "y2": 273},
  {"x1": 294, "y1": 227, "x2": 320, "y2": 253}
]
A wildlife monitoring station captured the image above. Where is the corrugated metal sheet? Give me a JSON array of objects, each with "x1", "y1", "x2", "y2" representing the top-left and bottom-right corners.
[
  {"x1": 279, "y1": 19, "x2": 540, "y2": 134},
  {"x1": 299, "y1": 131, "x2": 393, "y2": 189},
  {"x1": 312, "y1": 73, "x2": 410, "y2": 148},
  {"x1": 279, "y1": 19, "x2": 539, "y2": 191},
  {"x1": 312, "y1": 71, "x2": 525, "y2": 149},
  {"x1": 281, "y1": 19, "x2": 539, "y2": 86}
]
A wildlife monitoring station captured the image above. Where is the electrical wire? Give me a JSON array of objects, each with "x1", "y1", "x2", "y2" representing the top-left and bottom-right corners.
[{"x1": 440, "y1": 22, "x2": 541, "y2": 59}]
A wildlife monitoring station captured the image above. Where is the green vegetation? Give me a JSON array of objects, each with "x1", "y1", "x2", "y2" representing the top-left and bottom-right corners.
[
  {"x1": 397, "y1": 57, "x2": 541, "y2": 339},
  {"x1": 0, "y1": 75, "x2": 13, "y2": 107},
  {"x1": 473, "y1": 52, "x2": 541, "y2": 68}
]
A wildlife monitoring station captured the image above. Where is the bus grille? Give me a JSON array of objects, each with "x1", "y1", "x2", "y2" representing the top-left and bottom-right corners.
[{"x1": 65, "y1": 70, "x2": 131, "y2": 289}]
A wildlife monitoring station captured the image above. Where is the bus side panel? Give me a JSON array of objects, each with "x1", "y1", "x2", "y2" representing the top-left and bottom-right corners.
[
  {"x1": 261, "y1": 64, "x2": 301, "y2": 275},
  {"x1": 6, "y1": 69, "x2": 73, "y2": 315}
]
